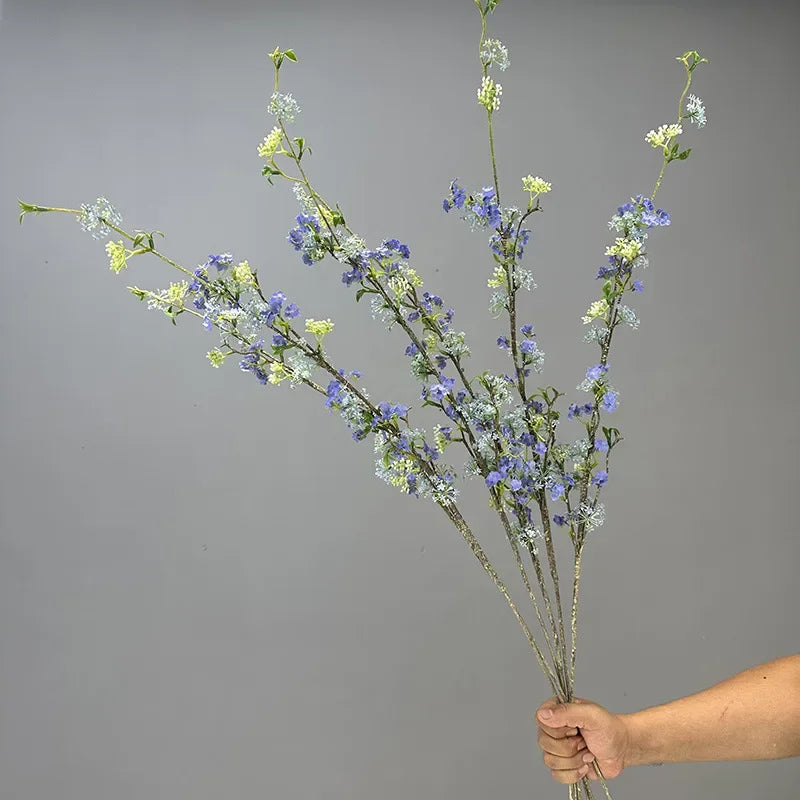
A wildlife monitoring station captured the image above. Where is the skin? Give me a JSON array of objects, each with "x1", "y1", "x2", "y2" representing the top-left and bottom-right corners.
[{"x1": 535, "y1": 654, "x2": 800, "y2": 785}]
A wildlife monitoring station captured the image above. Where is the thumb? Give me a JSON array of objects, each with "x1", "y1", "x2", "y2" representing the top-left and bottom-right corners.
[{"x1": 537, "y1": 700, "x2": 608, "y2": 731}]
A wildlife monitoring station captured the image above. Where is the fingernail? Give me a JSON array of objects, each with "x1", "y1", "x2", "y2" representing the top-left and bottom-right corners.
[
  {"x1": 582, "y1": 752, "x2": 594, "y2": 763},
  {"x1": 539, "y1": 708, "x2": 553, "y2": 719},
  {"x1": 579, "y1": 765, "x2": 589, "y2": 775}
]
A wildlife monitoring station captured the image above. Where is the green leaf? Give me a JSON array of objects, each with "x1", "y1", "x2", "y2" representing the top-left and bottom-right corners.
[
  {"x1": 676, "y1": 148, "x2": 692, "y2": 160},
  {"x1": 283, "y1": 49, "x2": 297, "y2": 62},
  {"x1": 355, "y1": 288, "x2": 370, "y2": 303},
  {"x1": 18, "y1": 200, "x2": 49, "y2": 225}
]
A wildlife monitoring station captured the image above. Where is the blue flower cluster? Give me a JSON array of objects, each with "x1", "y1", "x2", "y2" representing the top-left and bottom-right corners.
[
  {"x1": 288, "y1": 213, "x2": 326, "y2": 266},
  {"x1": 490, "y1": 224, "x2": 531, "y2": 261},
  {"x1": 443, "y1": 180, "x2": 501, "y2": 230},
  {"x1": 374, "y1": 401, "x2": 409, "y2": 423},
  {"x1": 187, "y1": 253, "x2": 234, "y2": 310},
  {"x1": 324, "y1": 378, "x2": 374, "y2": 440},
  {"x1": 262, "y1": 290, "x2": 300, "y2": 325},
  {"x1": 233, "y1": 290, "x2": 302, "y2": 385},
  {"x1": 599, "y1": 195, "x2": 671, "y2": 282},
  {"x1": 497, "y1": 324, "x2": 541, "y2": 372},
  {"x1": 614, "y1": 195, "x2": 671, "y2": 231},
  {"x1": 341, "y1": 237, "x2": 411, "y2": 287},
  {"x1": 239, "y1": 340, "x2": 269, "y2": 384},
  {"x1": 568, "y1": 402, "x2": 594, "y2": 420}
]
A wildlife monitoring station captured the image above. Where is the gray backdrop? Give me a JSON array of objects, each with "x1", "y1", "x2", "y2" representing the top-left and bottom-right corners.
[{"x1": 1, "y1": 0, "x2": 798, "y2": 798}]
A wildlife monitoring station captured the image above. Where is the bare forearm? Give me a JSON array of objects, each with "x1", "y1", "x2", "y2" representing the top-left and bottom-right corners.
[{"x1": 621, "y1": 655, "x2": 800, "y2": 766}]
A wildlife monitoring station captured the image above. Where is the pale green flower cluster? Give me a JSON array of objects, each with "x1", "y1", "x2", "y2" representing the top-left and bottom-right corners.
[
  {"x1": 167, "y1": 281, "x2": 188, "y2": 305},
  {"x1": 207, "y1": 348, "x2": 226, "y2": 368},
  {"x1": 433, "y1": 425, "x2": 451, "y2": 453},
  {"x1": 105, "y1": 240, "x2": 128, "y2": 273},
  {"x1": 645, "y1": 123, "x2": 683, "y2": 148},
  {"x1": 258, "y1": 126, "x2": 283, "y2": 159},
  {"x1": 477, "y1": 76, "x2": 502, "y2": 112},
  {"x1": 137, "y1": 281, "x2": 188, "y2": 314},
  {"x1": 522, "y1": 175, "x2": 552, "y2": 195},
  {"x1": 582, "y1": 298, "x2": 609, "y2": 325},
  {"x1": 232, "y1": 260, "x2": 255, "y2": 285},
  {"x1": 606, "y1": 237, "x2": 642, "y2": 262},
  {"x1": 305, "y1": 318, "x2": 335, "y2": 342},
  {"x1": 388, "y1": 269, "x2": 423, "y2": 298},
  {"x1": 487, "y1": 265, "x2": 506, "y2": 288},
  {"x1": 268, "y1": 361, "x2": 289, "y2": 385}
]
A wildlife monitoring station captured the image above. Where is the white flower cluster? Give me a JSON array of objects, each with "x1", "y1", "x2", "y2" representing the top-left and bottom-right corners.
[
  {"x1": 685, "y1": 94, "x2": 707, "y2": 128},
  {"x1": 464, "y1": 395, "x2": 498, "y2": 425},
  {"x1": 483, "y1": 374, "x2": 513, "y2": 407},
  {"x1": 480, "y1": 38, "x2": 510, "y2": 71},
  {"x1": 370, "y1": 296, "x2": 395, "y2": 326},
  {"x1": 489, "y1": 291, "x2": 509, "y2": 316},
  {"x1": 515, "y1": 525, "x2": 542, "y2": 550},
  {"x1": 78, "y1": 197, "x2": 122, "y2": 240},
  {"x1": 292, "y1": 183, "x2": 317, "y2": 215},
  {"x1": 618, "y1": 305, "x2": 640, "y2": 329},
  {"x1": 286, "y1": 352, "x2": 315, "y2": 386},
  {"x1": 515, "y1": 269, "x2": 536, "y2": 291},
  {"x1": 476, "y1": 431, "x2": 500, "y2": 461},
  {"x1": 578, "y1": 502, "x2": 606, "y2": 531},
  {"x1": 526, "y1": 345, "x2": 546, "y2": 373},
  {"x1": 268, "y1": 92, "x2": 301, "y2": 123},
  {"x1": 499, "y1": 406, "x2": 528, "y2": 437},
  {"x1": 340, "y1": 234, "x2": 367, "y2": 262},
  {"x1": 440, "y1": 330, "x2": 471, "y2": 359}
]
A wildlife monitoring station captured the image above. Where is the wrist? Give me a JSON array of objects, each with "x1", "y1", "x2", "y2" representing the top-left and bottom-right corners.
[{"x1": 618, "y1": 711, "x2": 652, "y2": 768}]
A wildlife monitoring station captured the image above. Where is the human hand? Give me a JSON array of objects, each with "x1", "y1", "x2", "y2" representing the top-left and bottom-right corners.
[{"x1": 536, "y1": 697, "x2": 630, "y2": 784}]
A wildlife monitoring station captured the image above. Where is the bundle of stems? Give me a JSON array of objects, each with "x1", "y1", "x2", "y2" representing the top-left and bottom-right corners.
[{"x1": 18, "y1": 3, "x2": 707, "y2": 799}]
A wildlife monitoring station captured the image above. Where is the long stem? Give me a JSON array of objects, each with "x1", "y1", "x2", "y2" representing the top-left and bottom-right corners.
[
  {"x1": 496, "y1": 508, "x2": 566, "y2": 696},
  {"x1": 525, "y1": 543, "x2": 565, "y2": 690},
  {"x1": 652, "y1": 61, "x2": 695, "y2": 201},
  {"x1": 569, "y1": 546, "x2": 584, "y2": 693},
  {"x1": 539, "y1": 501, "x2": 568, "y2": 677},
  {"x1": 487, "y1": 113, "x2": 501, "y2": 205},
  {"x1": 435, "y1": 494, "x2": 561, "y2": 697}
]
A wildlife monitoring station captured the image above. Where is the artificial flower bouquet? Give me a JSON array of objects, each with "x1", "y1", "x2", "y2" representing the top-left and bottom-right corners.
[{"x1": 19, "y1": 1, "x2": 707, "y2": 797}]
